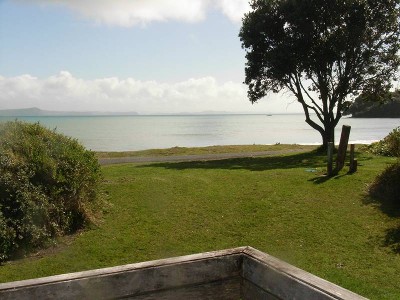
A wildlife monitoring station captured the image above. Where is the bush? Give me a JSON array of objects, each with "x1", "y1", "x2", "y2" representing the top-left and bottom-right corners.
[
  {"x1": 0, "y1": 121, "x2": 101, "y2": 262},
  {"x1": 369, "y1": 161, "x2": 400, "y2": 208},
  {"x1": 366, "y1": 127, "x2": 400, "y2": 157}
]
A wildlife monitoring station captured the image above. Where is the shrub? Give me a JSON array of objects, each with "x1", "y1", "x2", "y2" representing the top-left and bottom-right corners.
[
  {"x1": 0, "y1": 121, "x2": 101, "y2": 262},
  {"x1": 369, "y1": 161, "x2": 400, "y2": 208},
  {"x1": 366, "y1": 127, "x2": 400, "y2": 157}
]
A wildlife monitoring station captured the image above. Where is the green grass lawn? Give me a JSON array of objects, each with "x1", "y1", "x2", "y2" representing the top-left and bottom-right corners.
[
  {"x1": 1, "y1": 148, "x2": 399, "y2": 299},
  {"x1": 95, "y1": 143, "x2": 317, "y2": 158}
]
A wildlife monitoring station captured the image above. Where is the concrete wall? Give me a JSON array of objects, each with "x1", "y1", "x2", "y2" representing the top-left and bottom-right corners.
[
  {"x1": 241, "y1": 247, "x2": 367, "y2": 300},
  {"x1": 0, "y1": 247, "x2": 368, "y2": 300}
]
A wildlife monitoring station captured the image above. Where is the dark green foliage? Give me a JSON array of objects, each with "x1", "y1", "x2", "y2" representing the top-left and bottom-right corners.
[
  {"x1": 344, "y1": 91, "x2": 400, "y2": 117},
  {"x1": 369, "y1": 127, "x2": 400, "y2": 210},
  {"x1": 369, "y1": 161, "x2": 400, "y2": 207},
  {"x1": 0, "y1": 121, "x2": 101, "y2": 262},
  {"x1": 366, "y1": 127, "x2": 400, "y2": 157},
  {"x1": 240, "y1": 0, "x2": 400, "y2": 147}
]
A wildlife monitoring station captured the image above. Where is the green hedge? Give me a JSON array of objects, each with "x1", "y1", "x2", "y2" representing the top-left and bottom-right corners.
[
  {"x1": 368, "y1": 127, "x2": 400, "y2": 208},
  {"x1": 0, "y1": 121, "x2": 101, "y2": 262},
  {"x1": 366, "y1": 127, "x2": 400, "y2": 157},
  {"x1": 369, "y1": 161, "x2": 400, "y2": 207}
]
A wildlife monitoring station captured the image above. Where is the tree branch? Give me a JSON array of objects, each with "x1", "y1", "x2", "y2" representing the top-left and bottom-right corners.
[
  {"x1": 291, "y1": 73, "x2": 325, "y2": 135},
  {"x1": 298, "y1": 80, "x2": 324, "y2": 115}
]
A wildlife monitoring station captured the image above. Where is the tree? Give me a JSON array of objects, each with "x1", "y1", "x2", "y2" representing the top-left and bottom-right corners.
[{"x1": 239, "y1": 0, "x2": 400, "y2": 148}]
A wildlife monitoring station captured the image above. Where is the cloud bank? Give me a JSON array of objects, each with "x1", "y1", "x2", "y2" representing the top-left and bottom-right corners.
[
  {"x1": 25, "y1": 0, "x2": 251, "y2": 26},
  {"x1": 0, "y1": 72, "x2": 297, "y2": 114}
]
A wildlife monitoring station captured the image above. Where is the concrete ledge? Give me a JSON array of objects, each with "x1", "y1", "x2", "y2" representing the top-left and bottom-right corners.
[
  {"x1": 241, "y1": 247, "x2": 366, "y2": 300},
  {"x1": 0, "y1": 246, "x2": 368, "y2": 300}
]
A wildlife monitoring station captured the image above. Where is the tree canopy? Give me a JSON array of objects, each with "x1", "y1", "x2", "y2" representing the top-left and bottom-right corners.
[{"x1": 239, "y1": 0, "x2": 400, "y2": 146}]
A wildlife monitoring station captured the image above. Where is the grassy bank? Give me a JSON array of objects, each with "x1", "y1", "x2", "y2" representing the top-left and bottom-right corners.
[{"x1": 1, "y1": 147, "x2": 399, "y2": 299}]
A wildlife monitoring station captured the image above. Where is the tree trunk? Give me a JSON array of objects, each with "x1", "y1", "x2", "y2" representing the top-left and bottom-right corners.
[{"x1": 320, "y1": 123, "x2": 335, "y2": 150}]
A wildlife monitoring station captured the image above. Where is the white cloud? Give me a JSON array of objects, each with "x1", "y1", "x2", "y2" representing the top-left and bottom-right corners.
[
  {"x1": 0, "y1": 72, "x2": 299, "y2": 114},
  {"x1": 216, "y1": 0, "x2": 251, "y2": 23},
  {"x1": 24, "y1": 0, "x2": 251, "y2": 26}
]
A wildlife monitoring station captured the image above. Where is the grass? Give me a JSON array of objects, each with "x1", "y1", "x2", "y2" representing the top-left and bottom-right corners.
[
  {"x1": 1, "y1": 147, "x2": 399, "y2": 299},
  {"x1": 95, "y1": 143, "x2": 317, "y2": 158}
]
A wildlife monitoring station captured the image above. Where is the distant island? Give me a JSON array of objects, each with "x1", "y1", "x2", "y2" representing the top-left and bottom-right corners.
[
  {"x1": 0, "y1": 107, "x2": 139, "y2": 117},
  {"x1": 344, "y1": 92, "x2": 400, "y2": 118}
]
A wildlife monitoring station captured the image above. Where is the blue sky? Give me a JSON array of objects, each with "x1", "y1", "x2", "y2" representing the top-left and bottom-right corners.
[{"x1": 0, "y1": 0, "x2": 298, "y2": 114}]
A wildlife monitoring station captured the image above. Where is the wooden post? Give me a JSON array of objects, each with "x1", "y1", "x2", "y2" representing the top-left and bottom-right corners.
[
  {"x1": 327, "y1": 142, "x2": 334, "y2": 176},
  {"x1": 350, "y1": 159, "x2": 358, "y2": 173},
  {"x1": 349, "y1": 144, "x2": 355, "y2": 163},
  {"x1": 349, "y1": 144, "x2": 357, "y2": 173},
  {"x1": 335, "y1": 125, "x2": 351, "y2": 173}
]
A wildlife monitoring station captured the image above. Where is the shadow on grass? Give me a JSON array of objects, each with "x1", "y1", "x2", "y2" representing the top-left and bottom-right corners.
[
  {"x1": 363, "y1": 195, "x2": 400, "y2": 254},
  {"x1": 308, "y1": 173, "x2": 349, "y2": 184},
  {"x1": 137, "y1": 151, "x2": 326, "y2": 172},
  {"x1": 307, "y1": 152, "x2": 374, "y2": 184},
  {"x1": 363, "y1": 195, "x2": 400, "y2": 218},
  {"x1": 383, "y1": 225, "x2": 400, "y2": 254}
]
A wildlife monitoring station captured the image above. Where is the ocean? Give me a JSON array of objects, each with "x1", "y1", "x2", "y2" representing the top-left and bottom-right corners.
[{"x1": 0, "y1": 114, "x2": 399, "y2": 151}]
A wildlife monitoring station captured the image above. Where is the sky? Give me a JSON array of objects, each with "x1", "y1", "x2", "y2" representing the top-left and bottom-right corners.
[{"x1": 0, "y1": 0, "x2": 300, "y2": 114}]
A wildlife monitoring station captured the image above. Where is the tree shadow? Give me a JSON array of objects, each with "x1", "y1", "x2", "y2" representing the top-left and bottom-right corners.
[
  {"x1": 308, "y1": 173, "x2": 348, "y2": 184},
  {"x1": 363, "y1": 195, "x2": 400, "y2": 254},
  {"x1": 307, "y1": 153, "x2": 375, "y2": 184},
  {"x1": 363, "y1": 195, "x2": 400, "y2": 218},
  {"x1": 137, "y1": 151, "x2": 326, "y2": 172},
  {"x1": 382, "y1": 225, "x2": 400, "y2": 254}
]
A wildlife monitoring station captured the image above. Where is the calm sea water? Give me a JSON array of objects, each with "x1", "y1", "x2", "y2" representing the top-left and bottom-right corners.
[{"x1": 1, "y1": 114, "x2": 399, "y2": 151}]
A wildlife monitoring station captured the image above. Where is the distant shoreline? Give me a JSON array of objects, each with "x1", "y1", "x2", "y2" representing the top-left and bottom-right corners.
[{"x1": 0, "y1": 107, "x2": 139, "y2": 117}]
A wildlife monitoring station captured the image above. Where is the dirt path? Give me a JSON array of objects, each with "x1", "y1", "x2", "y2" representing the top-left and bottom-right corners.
[{"x1": 98, "y1": 149, "x2": 306, "y2": 165}]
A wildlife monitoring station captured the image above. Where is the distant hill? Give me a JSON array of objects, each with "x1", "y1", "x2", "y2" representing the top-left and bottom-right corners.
[
  {"x1": 344, "y1": 92, "x2": 400, "y2": 118},
  {"x1": 0, "y1": 107, "x2": 139, "y2": 117}
]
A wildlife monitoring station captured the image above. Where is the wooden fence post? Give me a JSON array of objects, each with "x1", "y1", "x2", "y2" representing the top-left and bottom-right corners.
[
  {"x1": 349, "y1": 144, "x2": 357, "y2": 173},
  {"x1": 327, "y1": 142, "x2": 334, "y2": 176},
  {"x1": 335, "y1": 125, "x2": 351, "y2": 173}
]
